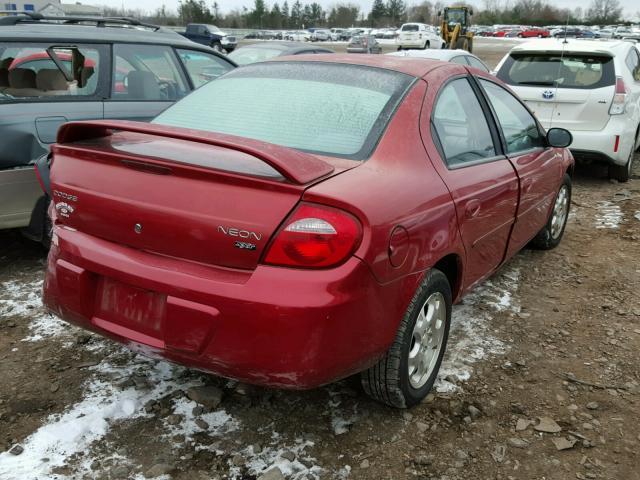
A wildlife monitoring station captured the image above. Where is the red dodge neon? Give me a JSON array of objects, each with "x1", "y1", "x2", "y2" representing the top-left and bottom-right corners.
[{"x1": 39, "y1": 55, "x2": 574, "y2": 407}]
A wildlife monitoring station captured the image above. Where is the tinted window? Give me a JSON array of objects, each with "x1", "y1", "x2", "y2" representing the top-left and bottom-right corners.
[
  {"x1": 467, "y1": 56, "x2": 489, "y2": 72},
  {"x1": 432, "y1": 78, "x2": 496, "y2": 167},
  {"x1": 154, "y1": 62, "x2": 414, "y2": 160},
  {"x1": 112, "y1": 44, "x2": 188, "y2": 101},
  {"x1": 497, "y1": 53, "x2": 615, "y2": 89},
  {"x1": 402, "y1": 24, "x2": 419, "y2": 31},
  {"x1": 479, "y1": 79, "x2": 544, "y2": 153},
  {"x1": 177, "y1": 49, "x2": 233, "y2": 88},
  {"x1": 0, "y1": 44, "x2": 101, "y2": 100}
]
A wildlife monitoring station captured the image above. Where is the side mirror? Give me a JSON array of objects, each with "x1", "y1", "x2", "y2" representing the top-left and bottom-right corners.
[{"x1": 547, "y1": 128, "x2": 572, "y2": 148}]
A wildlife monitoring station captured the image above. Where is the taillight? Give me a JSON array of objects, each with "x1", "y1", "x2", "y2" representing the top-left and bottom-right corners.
[
  {"x1": 609, "y1": 76, "x2": 628, "y2": 115},
  {"x1": 263, "y1": 203, "x2": 362, "y2": 268}
]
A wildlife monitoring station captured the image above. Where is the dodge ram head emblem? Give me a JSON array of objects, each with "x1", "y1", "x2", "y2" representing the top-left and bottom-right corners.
[
  {"x1": 55, "y1": 202, "x2": 74, "y2": 218},
  {"x1": 542, "y1": 90, "x2": 555, "y2": 100}
]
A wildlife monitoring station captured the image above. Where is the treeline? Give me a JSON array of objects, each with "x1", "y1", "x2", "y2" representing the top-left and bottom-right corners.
[{"x1": 105, "y1": 0, "x2": 632, "y2": 29}]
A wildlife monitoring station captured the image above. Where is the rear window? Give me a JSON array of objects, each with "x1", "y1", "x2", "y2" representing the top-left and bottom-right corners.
[
  {"x1": 497, "y1": 53, "x2": 615, "y2": 89},
  {"x1": 402, "y1": 25, "x2": 419, "y2": 32},
  {"x1": 154, "y1": 62, "x2": 414, "y2": 160}
]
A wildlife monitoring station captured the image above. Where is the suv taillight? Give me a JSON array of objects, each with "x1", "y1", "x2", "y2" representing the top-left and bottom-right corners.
[
  {"x1": 609, "y1": 76, "x2": 628, "y2": 115},
  {"x1": 262, "y1": 203, "x2": 362, "y2": 268}
]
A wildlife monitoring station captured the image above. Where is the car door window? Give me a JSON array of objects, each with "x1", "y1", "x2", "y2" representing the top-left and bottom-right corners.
[
  {"x1": 432, "y1": 78, "x2": 496, "y2": 167},
  {"x1": 177, "y1": 49, "x2": 232, "y2": 88},
  {"x1": 0, "y1": 44, "x2": 102, "y2": 100},
  {"x1": 112, "y1": 44, "x2": 188, "y2": 101},
  {"x1": 479, "y1": 79, "x2": 544, "y2": 154},
  {"x1": 467, "y1": 56, "x2": 489, "y2": 72}
]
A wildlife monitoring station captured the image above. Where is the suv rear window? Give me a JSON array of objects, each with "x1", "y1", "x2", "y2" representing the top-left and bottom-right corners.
[
  {"x1": 402, "y1": 25, "x2": 419, "y2": 32},
  {"x1": 154, "y1": 62, "x2": 414, "y2": 160},
  {"x1": 497, "y1": 53, "x2": 615, "y2": 89}
]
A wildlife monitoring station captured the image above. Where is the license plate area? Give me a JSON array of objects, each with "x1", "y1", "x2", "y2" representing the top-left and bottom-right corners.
[{"x1": 94, "y1": 277, "x2": 166, "y2": 339}]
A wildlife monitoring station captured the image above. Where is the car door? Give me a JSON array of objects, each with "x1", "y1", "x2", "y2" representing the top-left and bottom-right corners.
[
  {"x1": 103, "y1": 44, "x2": 190, "y2": 122},
  {"x1": 423, "y1": 75, "x2": 519, "y2": 288},
  {"x1": 0, "y1": 42, "x2": 106, "y2": 228},
  {"x1": 476, "y1": 76, "x2": 562, "y2": 257}
]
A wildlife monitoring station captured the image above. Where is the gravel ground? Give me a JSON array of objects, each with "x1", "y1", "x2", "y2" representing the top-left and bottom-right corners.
[{"x1": 1, "y1": 38, "x2": 639, "y2": 480}]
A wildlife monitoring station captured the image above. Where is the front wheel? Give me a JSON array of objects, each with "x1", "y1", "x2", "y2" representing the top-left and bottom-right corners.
[
  {"x1": 530, "y1": 173, "x2": 571, "y2": 250},
  {"x1": 211, "y1": 42, "x2": 224, "y2": 53},
  {"x1": 361, "y1": 269, "x2": 452, "y2": 408}
]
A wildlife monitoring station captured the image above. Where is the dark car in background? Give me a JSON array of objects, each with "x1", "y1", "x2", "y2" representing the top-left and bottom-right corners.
[
  {"x1": 0, "y1": 14, "x2": 235, "y2": 245},
  {"x1": 347, "y1": 35, "x2": 382, "y2": 54},
  {"x1": 227, "y1": 42, "x2": 334, "y2": 65},
  {"x1": 179, "y1": 23, "x2": 238, "y2": 53}
]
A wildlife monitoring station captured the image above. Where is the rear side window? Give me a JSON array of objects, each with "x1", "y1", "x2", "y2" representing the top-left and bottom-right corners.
[
  {"x1": 0, "y1": 43, "x2": 101, "y2": 100},
  {"x1": 626, "y1": 48, "x2": 640, "y2": 80},
  {"x1": 497, "y1": 53, "x2": 615, "y2": 89},
  {"x1": 154, "y1": 62, "x2": 415, "y2": 160},
  {"x1": 432, "y1": 78, "x2": 496, "y2": 167},
  {"x1": 479, "y1": 79, "x2": 544, "y2": 154}
]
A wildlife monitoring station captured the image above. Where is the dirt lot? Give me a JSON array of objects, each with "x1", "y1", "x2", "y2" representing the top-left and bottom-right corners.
[{"x1": 1, "y1": 39, "x2": 639, "y2": 480}]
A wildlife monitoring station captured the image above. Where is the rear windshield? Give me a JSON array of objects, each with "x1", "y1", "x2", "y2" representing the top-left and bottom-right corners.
[
  {"x1": 497, "y1": 53, "x2": 615, "y2": 89},
  {"x1": 154, "y1": 62, "x2": 414, "y2": 160},
  {"x1": 402, "y1": 25, "x2": 419, "y2": 32}
]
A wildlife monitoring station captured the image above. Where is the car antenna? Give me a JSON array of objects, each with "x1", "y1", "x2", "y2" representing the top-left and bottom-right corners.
[{"x1": 549, "y1": 16, "x2": 569, "y2": 130}]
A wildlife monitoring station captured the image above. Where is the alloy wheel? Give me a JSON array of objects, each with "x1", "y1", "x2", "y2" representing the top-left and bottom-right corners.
[
  {"x1": 550, "y1": 184, "x2": 569, "y2": 239},
  {"x1": 408, "y1": 292, "x2": 446, "y2": 389}
]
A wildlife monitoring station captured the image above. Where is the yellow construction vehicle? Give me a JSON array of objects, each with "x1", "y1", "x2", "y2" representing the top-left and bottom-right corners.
[{"x1": 438, "y1": 6, "x2": 474, "y2": 52}]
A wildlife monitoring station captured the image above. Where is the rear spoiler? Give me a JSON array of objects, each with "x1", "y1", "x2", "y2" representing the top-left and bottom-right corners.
[{"x1": 56, "y1": 120, "x2": 335, "y2": 185}]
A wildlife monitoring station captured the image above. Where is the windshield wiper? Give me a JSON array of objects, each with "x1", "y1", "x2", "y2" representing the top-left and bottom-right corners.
[{"x1": 517, "y1": 81, "x2": 557, "y2": 86}]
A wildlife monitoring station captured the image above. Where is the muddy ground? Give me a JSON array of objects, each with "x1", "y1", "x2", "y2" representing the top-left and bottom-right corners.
[{"x1": 1, "y1": 39, "x2": 639, "y2": 480}]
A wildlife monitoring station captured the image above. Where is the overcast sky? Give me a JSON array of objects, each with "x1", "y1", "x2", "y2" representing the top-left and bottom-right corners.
[{"x1": 89, "y1": 0, "x2": 639, "y2": 18}]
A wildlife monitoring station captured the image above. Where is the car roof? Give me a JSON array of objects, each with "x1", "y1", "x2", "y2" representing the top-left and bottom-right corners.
[
  {"x1": 387, "y1": 49, "x2": 475, "y2": 61},
  {"x1": 510, "y1": 38, "x2": 631, "y2": 55},
  {"x1": 0, "y1": 23, "x2": 210, "y2": 50},
  {"x1": 268, "y1": 53, "x2": 448, "y2": 78}
]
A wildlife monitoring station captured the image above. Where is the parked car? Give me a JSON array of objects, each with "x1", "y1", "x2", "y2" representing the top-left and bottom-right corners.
[
  {"x1": 495, "y1": 39, "x2": 640, "y2": 181},
  {"x1": 286, "y1": 30, "x2": 311, "y2": 42},
  {"x1": 614, "y1": 27, "x2": 634, "y2": 39},
  {"x1": 39, "y1": 54, "x2": 574, "y2": 408},
  {"x1": 179, "y1": 23, "x2": 237, "y2": 53},
  {"x1": 517, "y1": 28, "x2": 550, "y2": 38},
  {"x1": 553, "y1": 28, "x2": 596, "y2": 38},
  {"x1": 228, "y1": 42, "x2": 334, "y2": 65},
  {"x1": 383, "y1": 28, "x2": 399, "y2": 39},
  {"x1": 387, "y1": 48, "x2": 490, "y2": 72},
  {"x1": 311, "y1": 29, "x2": 331, "y2": 42},
  {"x1": 397, "y1": 23, "x2": 445, "y2": 50},
  {"x1": 330, "y1": 28, "x2": 345, "y2": 41},
  {"x1": 347, "y1": 35, "x2": 382, "y2": 54},
  {"x1": 0, "y1": 14, "x2": 235, "y2": 245}
]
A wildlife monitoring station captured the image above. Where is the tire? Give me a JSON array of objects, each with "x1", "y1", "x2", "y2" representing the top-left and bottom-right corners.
[
  {"x1": 361, "y1": 268, "x2": 452, "y2": 408},
  {"x1": 423, "y1": 40, "x2": 430, "y2": 49},
  {"x1": 608, "y1": 148, "x2": 635, "y2": 183},
  {"x1": 530, "y1": 173, "x2": 571, "y2": 250},
  {"x1": 211, "y1": 42, "x2": 223, "y2": 53}
]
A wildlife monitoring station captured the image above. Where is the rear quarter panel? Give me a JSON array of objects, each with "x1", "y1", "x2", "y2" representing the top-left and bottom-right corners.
[{"x1": 303, "y1": 79, "x2": 464, "y2": 290}]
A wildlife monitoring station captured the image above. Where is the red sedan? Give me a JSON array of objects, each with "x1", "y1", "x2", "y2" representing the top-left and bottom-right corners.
[
  {"x1": 39, "y1": 55, "x2": 574, "y2": 408},
  {"x1": 517, "y1": 28, "x2": 551, "y2": 38}
]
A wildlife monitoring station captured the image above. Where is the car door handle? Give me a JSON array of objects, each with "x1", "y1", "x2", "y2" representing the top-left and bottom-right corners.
[{"x1": 465, "y1": 200, "x2": 481, "y2": 219}]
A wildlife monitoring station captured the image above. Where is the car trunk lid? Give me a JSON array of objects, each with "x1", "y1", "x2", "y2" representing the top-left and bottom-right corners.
[{"x1": 50, "y1": 120, "x2": 344, "y2": 271}]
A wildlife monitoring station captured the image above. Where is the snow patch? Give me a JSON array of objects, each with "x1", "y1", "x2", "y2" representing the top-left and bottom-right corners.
[
  {"x1": 594, "y1": 201, "x2": 623, "y2": 229},
  {"x1": 231, "y1": 440, "x2": 322, "y2": 480},
  {"x1": 436, "y1": 268, "x2": 520, "y2": 393}
]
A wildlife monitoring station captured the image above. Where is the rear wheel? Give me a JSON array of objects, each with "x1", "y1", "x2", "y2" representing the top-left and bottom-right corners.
[
  {"x1": 609, "y1": 148, "x2": 635, "y2": 183},
  {"x1": 361, "y1": 269, "x2": 451, "y2": 408},
  {"x1": 531, "y1": 174, "x2": 571, "y2": 250}
]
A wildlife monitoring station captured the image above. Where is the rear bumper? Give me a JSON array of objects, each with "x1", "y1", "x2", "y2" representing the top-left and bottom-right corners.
[{"x1": 44, "y1": 228, "x2": 416, "y2": 388}]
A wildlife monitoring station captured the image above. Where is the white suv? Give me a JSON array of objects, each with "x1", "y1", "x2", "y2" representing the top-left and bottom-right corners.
[
  {"x1": 397, "y1": 23, "x2": 445, "y2": 50},
  {"x1": 495, "y1": 39, "x2": 640, "y2": 181}
]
